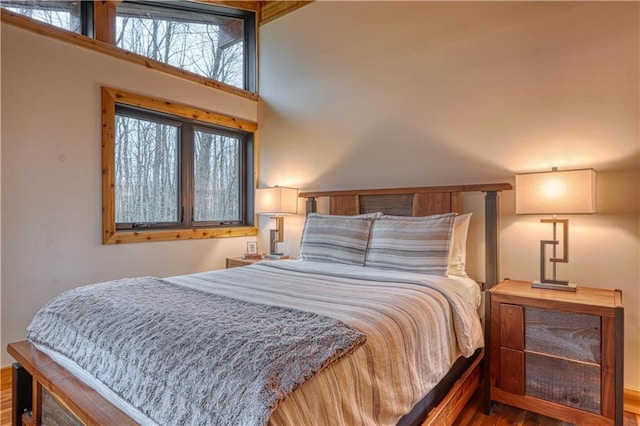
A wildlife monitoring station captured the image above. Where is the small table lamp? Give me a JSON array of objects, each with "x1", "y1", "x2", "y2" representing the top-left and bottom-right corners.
[
  {"x1": 516, "y1": 168, "x2": 596, "y2": 291},
  {"x1": 255, "y1": 186, "x2": 298, "y2": 256}
]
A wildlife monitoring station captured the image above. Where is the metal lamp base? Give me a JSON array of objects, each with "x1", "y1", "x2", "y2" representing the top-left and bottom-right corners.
[
  {"x1": 536, "y1": 219, "x2": 577, "y2": 292},
  {"x1": 269, "y1": 216, "x2": 285, "y2": 256},
  {"x1": 531, "y1": 280, "x2": 577, "y2": 292}
]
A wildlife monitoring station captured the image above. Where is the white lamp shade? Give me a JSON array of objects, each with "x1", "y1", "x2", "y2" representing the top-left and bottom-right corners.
[
  {"x1": 516, "y1": 169, "x2": 596, "y2": 215},
  {"x1": 255, "y1": 187, "x2": 298, "y2": 215}
]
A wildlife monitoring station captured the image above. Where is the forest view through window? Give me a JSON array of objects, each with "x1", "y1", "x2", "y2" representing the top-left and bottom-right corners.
[
  {"x1": 115, "y1": 105, "x2": 247, "y2": 230},
  {"x1": 116, "y1": 1, "x2": 255, "y2": 91}
]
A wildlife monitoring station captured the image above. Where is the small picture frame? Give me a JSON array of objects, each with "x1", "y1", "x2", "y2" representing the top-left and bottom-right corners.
[{"x1": 246, "y1": 241, "x2": 258, "y2": 255}]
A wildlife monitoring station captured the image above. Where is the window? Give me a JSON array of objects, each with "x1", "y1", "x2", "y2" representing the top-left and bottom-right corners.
[
  {"x1": 115, "y1": 106, "x2": 245, "y2": 229},
  {"x1": 1, "y1": 0, "x2": 93, "y2": 35},
  {"x1": 115, "y1": 1, "x2": 256, "y2": 92},
  {"x1": 2, "y1": 0, "x2": 257, "y2": 95},
  {"x1": 102, "y1": 87, "x2": 257, "y2": 244},
  {"x1": 115, "y1": 111, "x2": 181, "y2": 227}
]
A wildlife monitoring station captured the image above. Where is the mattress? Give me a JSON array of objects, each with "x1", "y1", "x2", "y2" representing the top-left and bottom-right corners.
[{"x1": 32, "y1": 260, "x2": 484, "y2": 425}]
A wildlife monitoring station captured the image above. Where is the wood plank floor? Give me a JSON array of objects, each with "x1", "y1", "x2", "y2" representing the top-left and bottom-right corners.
[
  {"x1": 457, "y1": 389, "x2": 640, "y2": 426},
  {"x1": 0, "y1": 369, "x2": 638, "y2": 426},
  {"x1": 1, "y1": 368, "x2": 11, "y2": 426}
]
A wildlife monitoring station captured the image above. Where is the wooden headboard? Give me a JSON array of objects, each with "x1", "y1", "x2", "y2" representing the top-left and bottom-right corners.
[{"x1": 298, "y1": 183, "x2": 512, "y2": 289}]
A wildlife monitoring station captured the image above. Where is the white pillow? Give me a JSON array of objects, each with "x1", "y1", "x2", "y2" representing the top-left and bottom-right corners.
[{"x1": 447, "y1": 213, "x2": 472, "y2": 277}]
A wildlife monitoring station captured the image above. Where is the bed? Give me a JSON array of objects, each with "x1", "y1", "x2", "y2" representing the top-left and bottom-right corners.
[{"x1": 8, "y1": 183, "x2": 511, "y2": 426}]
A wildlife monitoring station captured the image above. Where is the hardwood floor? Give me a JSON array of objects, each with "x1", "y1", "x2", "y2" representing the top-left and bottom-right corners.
[
  {"x1": 457, "y1": 389, "x2": 640, "y2": 426},
  {"x1": 1, "y1": 368, "x2": 11, "y2": 426},
  {"x1": 0, "y1": 368, "x2": 637, "y2": 426}
]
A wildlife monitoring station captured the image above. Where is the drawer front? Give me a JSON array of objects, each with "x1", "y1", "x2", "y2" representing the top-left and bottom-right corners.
[
  {"x1": 500, "y1": 304, "x2": 524, "y2": 350},
  {"x1": 500, "y1": 347, "x2": 524, "y2": 394},
  {"x1": 226, "y1": 259, "x2": 247, "y2": 268},
  {"x1": 526, "y1": 352, "x2": 601, "y2": 414},
  {"x1": 525, "y1": 307, "x2": 601, "y2": 363}
]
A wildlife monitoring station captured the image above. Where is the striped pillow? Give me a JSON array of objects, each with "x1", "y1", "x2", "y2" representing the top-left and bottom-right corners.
[
  {"x1": 364, "y1": 213, "x2": 456, "y2": 276},
  {"x1": 300, "y1": 215, "x2": 374, "y2": 265}
]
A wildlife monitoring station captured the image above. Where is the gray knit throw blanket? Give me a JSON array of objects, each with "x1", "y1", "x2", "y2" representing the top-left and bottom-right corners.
[{"x1": 28, "y1": 277, "x2": 367, "y2": 425}]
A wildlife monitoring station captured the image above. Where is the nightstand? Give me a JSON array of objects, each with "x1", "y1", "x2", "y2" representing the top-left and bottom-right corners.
[
  {"x1": 486, "y1": 279, "x2": 624, "y2": 425},
  {"x1": 225, "y1": 257, "x2": 266, "y2": 268}
]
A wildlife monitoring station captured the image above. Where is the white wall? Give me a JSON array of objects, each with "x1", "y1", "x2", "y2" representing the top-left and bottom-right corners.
[
  {"x1": 257, "y1": 2, "x2": 640, "y2": 389},
  {"x1": 0, "y1": 23, "x2": 258, "y2": 365}
]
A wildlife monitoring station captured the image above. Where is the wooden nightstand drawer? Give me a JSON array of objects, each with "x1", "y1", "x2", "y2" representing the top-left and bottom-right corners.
[
  {"x1": 500, "y1": 304, "x2": 524, "y2": 350},
  {"x1": 225, "y1": 257, "x2": 266, "y2": 268},
  {"x1": 226, "y1": 257, "x2": 257, "y2": 268},
  {"x1": 500, "y1": 347, "x2": 524, "y2": 395},
  {"x1": 525, "y1": 351, "x2": 601, "y2": 413},
  {"x1": 525, "y1": 307, "x2": 601, "y2": 363},
  {"x1": 225, "y1": 256, "x2": 287, "y2": 268}
]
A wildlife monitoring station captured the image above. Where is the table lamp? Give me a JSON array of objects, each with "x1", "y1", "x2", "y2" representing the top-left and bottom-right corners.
[
  {"x1": 255, "y1": 186, "x2": 298, "y2": 257},
  {"x1": 515, "y1": 168, "x2": 596, "y2": 291}
]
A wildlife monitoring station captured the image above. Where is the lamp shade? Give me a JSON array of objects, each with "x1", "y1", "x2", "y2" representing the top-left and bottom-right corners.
[
  {"x1": 255, "y1": 187, "x2": 298, "y2": 215},
  {"x1": 516, "y1": 169, "x2": 596, "y2": 215}
]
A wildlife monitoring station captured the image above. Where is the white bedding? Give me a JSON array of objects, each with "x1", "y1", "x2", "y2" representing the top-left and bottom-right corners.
[
  {"x1": 447, "y1": 274, "x2": 482, "y2": 309},
  {"x1": 33, "y1": 260, "x2": 484, "y2": 425}
]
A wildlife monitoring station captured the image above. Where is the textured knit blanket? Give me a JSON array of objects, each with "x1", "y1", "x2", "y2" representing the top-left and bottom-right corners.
[{"x1": 27, "y1": 276, "x2": 367, "y2": 425}]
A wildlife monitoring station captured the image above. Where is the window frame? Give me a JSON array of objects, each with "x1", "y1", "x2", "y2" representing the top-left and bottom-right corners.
[
  {"x1": 114, "y1": 106, "x2": 185, "y2": 231},
  {"x1": 190, "y1": 124, "x2": 248, "y2": 227},
  {"x1": 102, "y1": 86, "x2": 257, "y2": 244}
]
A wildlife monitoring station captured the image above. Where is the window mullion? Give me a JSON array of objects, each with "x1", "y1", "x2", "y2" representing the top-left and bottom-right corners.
[
  {"x1": 181, "y1": 123, "x2": 194, "y2": 228},
  {"x1": 243, "y1": 134, "x2": 254, "y2": 227},
  {"x1": 244, "y1": 12, "x2": 257, "y2": 92},
  {"x1": 80, "y1": 0, "x2": 94, "y2": 37},
  {"x1": 239, "y1": 134, "x2": 247, "y2": 225}
]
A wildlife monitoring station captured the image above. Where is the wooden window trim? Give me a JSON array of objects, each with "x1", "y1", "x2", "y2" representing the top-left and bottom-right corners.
[
  {"x1": 102, "y1": 86, "x2": 258, "y2": 244},
  {"x1": 94, "y1": 0, "x2": 117, "y2": 44},
  {"x1": 0, "y1": 8, "x2": 259, "y2": 101}
]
